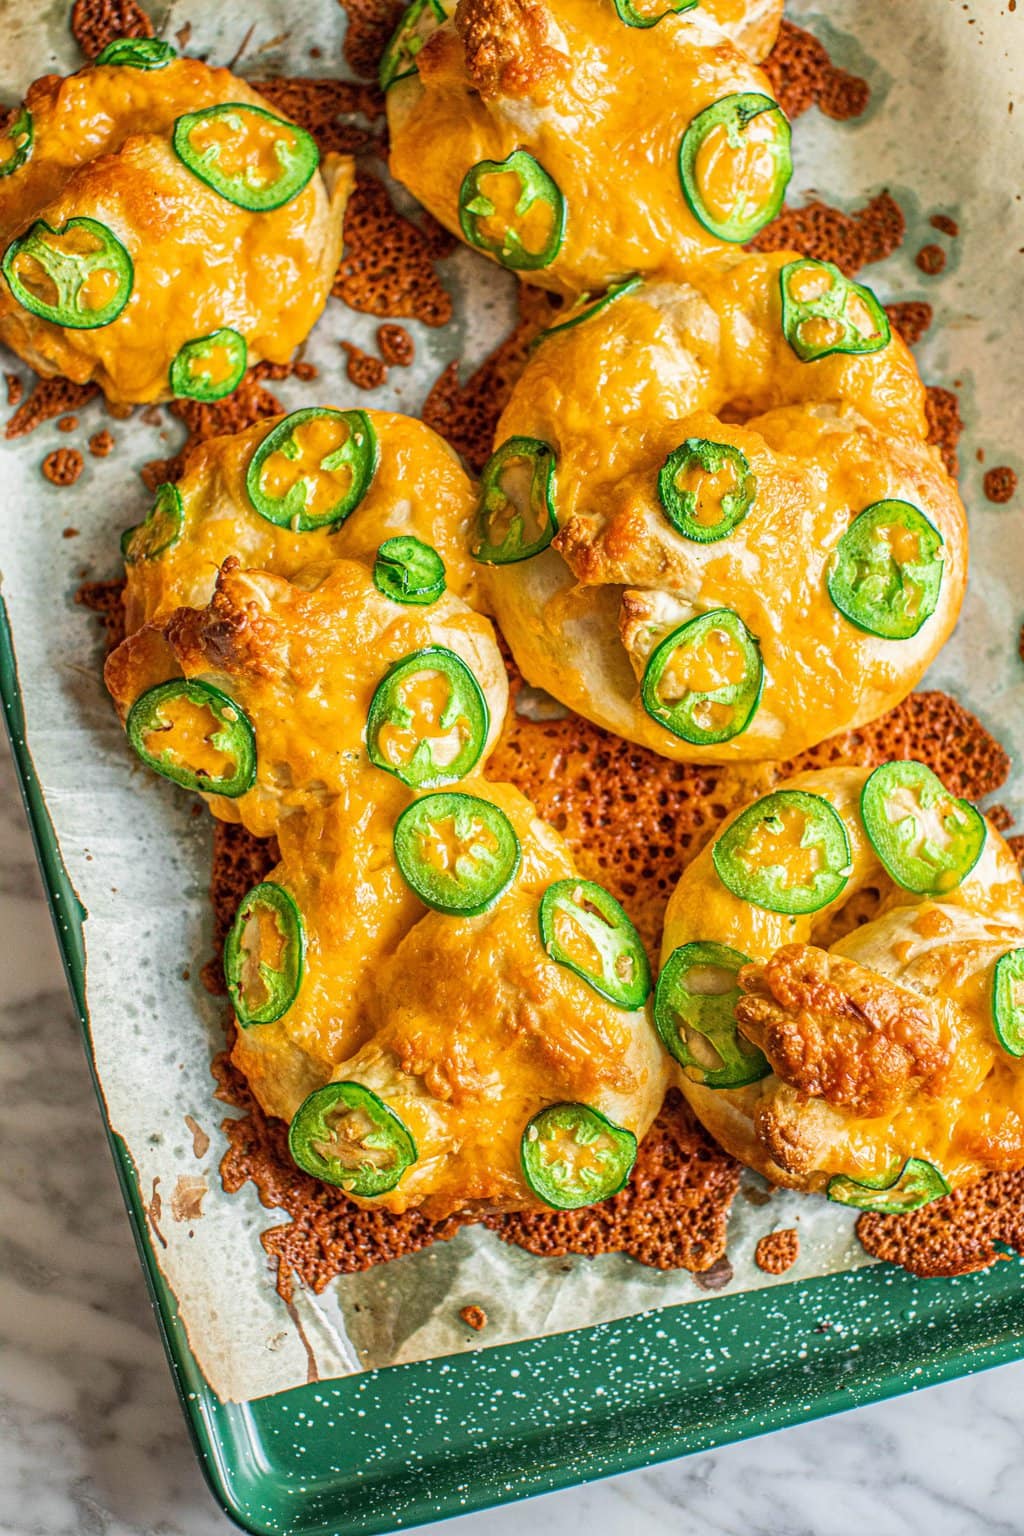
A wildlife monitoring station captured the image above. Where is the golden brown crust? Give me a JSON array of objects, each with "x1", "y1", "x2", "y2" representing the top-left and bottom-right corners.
[
  {"x1": 454, "y1": 0, "x2": 570, "y2": 100},
  {"x1": 737, "y1": 944, "x2": 952, "y2": 1118}
]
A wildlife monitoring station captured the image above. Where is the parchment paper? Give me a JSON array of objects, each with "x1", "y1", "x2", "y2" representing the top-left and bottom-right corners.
[{"x1": 1, "y1": 0, "x2": 1021, "y2": 1403}]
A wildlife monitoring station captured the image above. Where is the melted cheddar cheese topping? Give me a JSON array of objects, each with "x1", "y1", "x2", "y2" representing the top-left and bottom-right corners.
[{"x1": 0, "y1": 57, "x2": 352, "y2": 403}]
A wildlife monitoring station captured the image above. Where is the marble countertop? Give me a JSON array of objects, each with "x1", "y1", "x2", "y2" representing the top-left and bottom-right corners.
[{"x1": 3, "y1": 729, "x2": 1024, "y2": 1536}]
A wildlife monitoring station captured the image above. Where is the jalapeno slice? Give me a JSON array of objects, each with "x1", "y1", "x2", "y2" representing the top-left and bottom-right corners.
[
  {"x1": 654, "y1": 940, "x2": 770, "y2": 1089},
  {"x1": 393, "y1": 791, "x2": 521, "y2": 915},
  {"x1": 172, "y1": 102, "x2": 319, "y2": 212},
  {"x1": 678, "y1": 93, "x2": 792, "y2": 244},
  {"x1": 366, "y1": 646, "x2": 489, "y2": 788},
  {"x1": 126, "y1": 679, "x2": 256, "y2": 798},
  {"x1": 657, "y1": 438, "x2": 757, "y2": 543},
  {"x1": 458, "y1": 151, "x2": 566, "y2": 272},
  {"x1": 828, "y1": 500, "x2": 944, "y2": 641},
  {"x1": 288, "y1": 1082, "x2": 417, "y2": 1197},
  {"x1": 379, "y1": 0, "x2": 446, "y2": 88},
  {"x1": 2, "y1": 217, "x2": 133, "y2": 329},
  {"x1": 861, "y1": 760, "x2": 986, "y2": 896},
  {"x1": 473, "y1": 436, "x2": 557, "y2": 565},
  {"x1": 521, "y1": 1102, "x2": 637, "y2": 1210},
  {"x1": 713, "y1": 789, "x2": 852, "y2": 915},
  {"x1": 780, "y1": 258, "x2": 891, "y2": 362},
  {"x1": 0, "y1": 107, "x2": 32, "y2": 178},
  {"x1": 533, "y1": 276, "x2": 643, "y2": 347},
  {"x1": 373, "y1": 536, "x2": 446, "y2": 605},
  {"x1": 94, "y1": 36, "x2": 176, "y2": 67},
  {"x1": 169, "y1": 326, "x2": 247, "y2": 402},
  {"x1": 246, "y1": 408, "x2": 378, "y2": 531},
  {"x1": 538, "y1": 879, "x2": 651, "y2": 1009},
  {"x1": 612, "y1": 0, "x2": 698, "y2": 26},
  {"x1": 992, "y1": 949, "x2": 1024, "y2": 1057},
  {"x1": 224, "y1": 881, "x2": 305, "y2": 1026},
  {"x1": 120, "y1": 482, "x2": 184, "y2": 564},
  {"x1": 641, "y1": 608, "x2": 763, "y2": 747},
  {"x1": 827, "y1": 1157, "x2": 950, "y2": 1214}
]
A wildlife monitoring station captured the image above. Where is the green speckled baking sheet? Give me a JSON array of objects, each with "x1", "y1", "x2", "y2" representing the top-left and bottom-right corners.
[{"x1": 3, "y1": 0, "x2": 1024, "y2": 1530}]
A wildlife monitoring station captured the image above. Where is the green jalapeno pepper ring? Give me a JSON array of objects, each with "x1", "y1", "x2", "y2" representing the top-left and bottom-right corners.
[
  {"x1": 289, "y1": 1082, "x2": 417, "y2": 1197},
  {"x1": 780, "y1": 257, "x2": 891, "y2": 362},
  {"x1": 169, "y1": 326, "x2": 247, "y2": 401},
  {"x1": 538, "y1": 879, "x2": 651, "y2": 1009},
  {"x1": 245, "y1": 407, "x2": 379, "y2": 531},
  {"x1": 657, "y1": 438, "x2": 757, "y2": 543},
  {"x1": 172, "y1": 102, "x2": 320, "y2": 212},
  {"x1": 379, "y1": 0, "x2": 447, "y2": 89},
  {"x1": 713, "y1": 789, "x2": 852, "y2": 915},
  {"x1": 521, "y1": 1102, "x2": 637, "y2": 1210},
  {"x1": 458, "y1": 150, "x2": 566, "y2": 272},
  {"x1": 373, "y1": 536, "x2": 447, "y2": 605},
  {"x1": 678, "y1": 92, "x2": 792, "y2": 244},
  {"x1": 0, "y1": 106, "x2": 33, "y2": 178},
  {"x1": 472, "y1": 435, "x2": 557, "y2": 565},
  {"x1": 94, "y1": 37, "x2": 176, "y2": 67},
  {"x1": 992, "y1": 949, "x2": 1024, "y2": 1057},
  {"x1": 612, "y1": 0, "x2": 698, "y2": 25},
  {"x1": 126, "y1": 679, "x2": 256, "y2": 798},
  {"x1": 532, "y1": 276, "x2": 643, "y2": 349},
  {"x1": 120, "y1": 482, "x2": 184, "y2": 564},
  {"x1": 861, "y1": 760, "x2": 986, "y2": 896},
  {"x1": 828, "y1": 499, "x2": 944, "y2": 641},
  {"x1": 393, "y1": 790, "x2": 521, "y2": 915},
  {"x1": 654, "y1": 940, "x2": 770, "y2": 1089},
  {"x1": 827, "y1": 1157, "x2": 950, "y2": 1213},
  {"x1": 2, "y1": 216, "x2": 133, "y2": 329},
  {"x1": 641, "y1": 608, "x2": 763, "y2": 747},
  {"x1": 366, "y1": 646, "x2": 490, "y2": 789},
  {"x1": 224, "y1": 880, "x2": 305, "y2": 1026}
]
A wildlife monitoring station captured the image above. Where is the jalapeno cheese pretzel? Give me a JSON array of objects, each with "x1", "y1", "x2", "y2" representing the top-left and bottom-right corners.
[
  {"x1": 659, "y1": 763, "x2": 1024, "y2": 1209},
  {"x1": 481, "y1": 254, "x2": 967, "y2": 762},
  {"x1": 105, "y1": 555, "x2": 508, "y2": 838},
  {"x1": 384, "y1": 0, "x2": 789, "y2": 296},
  {"x1": 228, "y1": 775, "x2": 668, "y2": 1218},
  {"x1": 120, "y1": 407, "x2": 481, "y2": 634},
  {"x1": 0, "y1": 45, "x2": 352, "y2": 405}
]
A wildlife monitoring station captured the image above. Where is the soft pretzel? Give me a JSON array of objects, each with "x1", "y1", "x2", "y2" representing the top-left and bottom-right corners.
[
  {"x1": 105, "y1": 556, "x2": 508, "y2": 838},
  {"x1": 229, "y1": 777, "x2": 668, "y2": 1216},
  {"x1": 384, "y1": 0, "x2": 789, "y2": 295},
  {"x1": 660, "y1": 764, "x2": 1024, "y2": 1209},
  {"x1": 481, "y1": 256, "x2": 967, "y2": 761},
  {"x1": 120, "y1": 408, "x2": 481, "y2": 634},
  {"x1": 0, "y1": 47, "x2": 351, "y2": 404}
]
